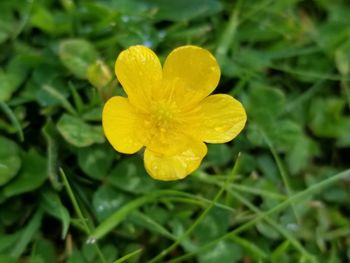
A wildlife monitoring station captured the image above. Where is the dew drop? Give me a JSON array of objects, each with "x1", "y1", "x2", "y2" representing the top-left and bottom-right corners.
[
  {"x1": 286, "y1": 223, "x2": 299, "y2": 231},
  {"x1": 86, "y1": 237, "x2": 96, "y2": 244},
  {"x1": 121, "y1": 15, "x2": 130, "y2": 23},
  {"x1": 158, "y1": 30, "x2": 166, "y2": 39},
  {"x1": 97, "y1": 204, "x2": 104, "y2": 212}
]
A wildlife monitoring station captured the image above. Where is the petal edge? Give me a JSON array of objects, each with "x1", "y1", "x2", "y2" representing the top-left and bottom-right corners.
[
  {"x1": 115, "y1": 45, "x2": 162, "y2": 111},
  {"x1": 144, "y1": 141, "x2": 207, "y2": 181},
  {"x1": 181, "y1": 94, "x2": 247, "y2": 143},
  {"x1": 102, "y1": 96, "x2": 146, "y2": 154},
  {"x1": 162, "y1": 45, "x2": 220, "y2": 110}
]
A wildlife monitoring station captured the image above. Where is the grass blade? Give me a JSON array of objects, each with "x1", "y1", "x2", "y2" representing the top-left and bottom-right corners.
[
  {"x1": 10, "y1": 209, "x2": 43, "y2": 258},
  {"x1": 0, "y1": 102, "x2": 24, "y2": 142},
  {"x1": 147, "y1": 154, "x2": 242, "y2": 263},
  {"x1": 261, "y1": 130, "x2": 300, "y2": 223},
  {"x1": 168, "y1": 168, "x2": 350, "y2": 263},
  {"x1": 59, "y1": 168, "x2": 107, "y2": 263},
  {"x1": 113, "y1": 248, "x2": 143, "y2": 263}
]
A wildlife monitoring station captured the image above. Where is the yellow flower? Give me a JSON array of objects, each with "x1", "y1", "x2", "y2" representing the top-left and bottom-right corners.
[{"x1": 102, "y1": 45, "x2": 247, "y2": 181}]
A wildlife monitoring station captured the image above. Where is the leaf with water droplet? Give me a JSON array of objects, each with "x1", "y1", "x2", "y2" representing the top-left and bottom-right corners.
[
  {"x1": 78, "y1": 144, "x2": 115, "y2": 180},
  {"x1": 93, "y1": 185, "x2": 131, "y2": 222},
  {"x1": 108, "y1": 156, "x2": 156, "y2": 194},
  {"x1": 57, "y1": 114, "x2": 105, "y2": 147}
]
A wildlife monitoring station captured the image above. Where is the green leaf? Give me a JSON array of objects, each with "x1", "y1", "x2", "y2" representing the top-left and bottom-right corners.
[
  {"x1": 29, "y1": 65, "x2": 71, "y2": 107},
  {"x1": 0, "y1": 4, "x2": 16, "y2": 44},
  {"x1": 32, "y1": 238, "x2": 57, "y2": 263},
  {"x1": 247, "y1": 120, "x2": 302, "y2": 151},
  {"x1": 112, "y1": 0, "x2": 222, "y2": 21},
  {"x1": 193, "y1": 208, "x2": 230, "y2": 244},
  {"x1": 10, "y1": 209, "x2": 43, "y2": 258},
  {"x1": 197, "y1": 240, "x2": 242, "y2": 263},
  {"x1": 67, "y1": 249, "x2": 86, "y2": 263},
  {"x1": 130, "y1": 211, "x2": 175, "y2": 239},
  {"x1": 3, "y1": 150, "x2": 47, "y2": 197},
  {"x1": 0, "y1": 55, "x2": 31, "y2": 102},
  {"x1": 30, "y1": 6, "x2": 72, "y2": 36},
  {"x1": 101, "y1": 244, "x2": 119, "y2": 263},
  {"x1": 93, "y1": 185, "x2": 131, "y2": 221},
  {"x1": 0, "y1": 232, "x2": 21, "y2": 254},
  {"x1": 0, "y1": 71, "x2": 17, "y2": 102},
  {"x1": 0, "y1": 255, "x2": 17, "y2": 263},
  {"x1": 81, "y1": 106, "x2": 103, "y2": 121},
  {"x1": 0, "y1": 102, "x2": 24, "y2": 142},
  {"x1": 91, "y1": 191, "x2": 174, "y2": 240},
  {"x1": 256, "y1": 221, "x2": 280, "y2": 240},
  {"x1": 317, "y1": 21, "x2": 349, "y2": 53},
  {"x1": 59, "y1": 39, "x2": 99, "y2": 79},
  {"x1": 0, "y1": 198, "x2": 28, "y2": 226},
  {"x1": 151, "y1": 0, "x2": 222, "y2": 21},
  {"x1": 0, "y1": 136, "x2": 21, "y2": 186},
  {"x1": 246, "y1": 84, "x2": 286, "y2": 122},
  {"x1": 309, "y1": 97, "x2": 350, "y2": 138},
  {"x1": 286, "y1": 136, "x2": 319, "y2": 174},
  {"x1": 31, "y1": 7, "x2": 55, "y2": 34},
  {"x1": 40, "y1": 189, "x2": 70, "y2": 239},
  {"x1": 108, "y1": 157, "x2": 156, "y2": 194},
  {"x1": 335, "y1": 42, "x2": 350, "y2": 75},
  {"x1": 78, "y1": 144, "x2": 114, "y2": 180},
  {"x1": 229, "y1": 235, "x2": 267, "y2": 260},
  {"x1": 206, "y1": 144, "x2": 232, "y2": 167},
  {"x1": 56, "y1": 114, "x2": 105, "y2": 147}
]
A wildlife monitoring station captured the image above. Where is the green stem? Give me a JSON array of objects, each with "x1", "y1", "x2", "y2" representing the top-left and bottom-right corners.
[
  {"x1": 59, "y1": 168, "x2": 107, "y2": 263},
  {"x1": 113, "y1": 248, "x2": 143, "y2": 263},
  {"x1": 261, "y1": 130, "x2": 300, "y2": 223},
  {"x1": 215, "y1": 2, "x2": 240, "y2": 58},
  {"x1": 200, "y1": 173, "x2": 287, "y2": 200}
]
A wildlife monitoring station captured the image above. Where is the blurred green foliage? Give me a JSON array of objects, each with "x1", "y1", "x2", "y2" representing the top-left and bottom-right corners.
[{"x1": 0, "y1": 0, "x2": 350, "y2": 262}]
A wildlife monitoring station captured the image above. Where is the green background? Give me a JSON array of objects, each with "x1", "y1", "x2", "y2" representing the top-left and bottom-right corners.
[{"x1": 0, "y1": 0, "x2": 350, "y2": 262}]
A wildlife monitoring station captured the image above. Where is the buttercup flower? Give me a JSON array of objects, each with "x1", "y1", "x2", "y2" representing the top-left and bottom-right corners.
[{"x1": 102, "y1": 45, "x2": 246, "y2": 181}]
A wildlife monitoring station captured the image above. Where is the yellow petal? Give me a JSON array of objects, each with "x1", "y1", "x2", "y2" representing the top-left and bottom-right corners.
[
  {"x1": 162, "y1": 45, "x2": 220, "y2": 110},
  {"x1": 145, "y1": 128, "x2": 194, "y2": 156},
  {"x1": 144, "y1": 141, "x2": 207, "y2": 181},
  {"x1": 181, "y1": 94, "x2": 247, "y2": 143},
  {"x1": 115, "y1": 45, "x2": 162, "y2": 111},
  {"x1": 102, "y1": 96, "x2": 146, "y2": 154}
]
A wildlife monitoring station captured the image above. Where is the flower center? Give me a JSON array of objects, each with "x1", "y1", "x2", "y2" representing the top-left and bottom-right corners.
[
  {"x1": 143, "y1": 100, "x2": 180, "y2": 152},
  {"x1": 154, "y1": 105, "x2": 173, "y2": 129},
  {"x1": 151, "y1": 100, "x2": 178, "y2": 132}
]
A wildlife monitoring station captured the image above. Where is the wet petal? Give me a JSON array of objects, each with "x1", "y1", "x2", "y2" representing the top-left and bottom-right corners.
[
  {"x1": 182, "y1": 94, "x2": 247, "y2": 143},
  {"x1": 145, "y1": 128, "x2": 193, "y2": 156},
  {"x1": 102, "y1": 96, "x2": 146, "y2": 154},
  {"x1": 144, "y1": 141, "x2": 207, "y2": 181},
  {"x1": 162, "y1": 45, "x2": 220, "y2": 110},
  {"x1": 115, "y1": 45, "x2": 162, "y2": 111}
]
